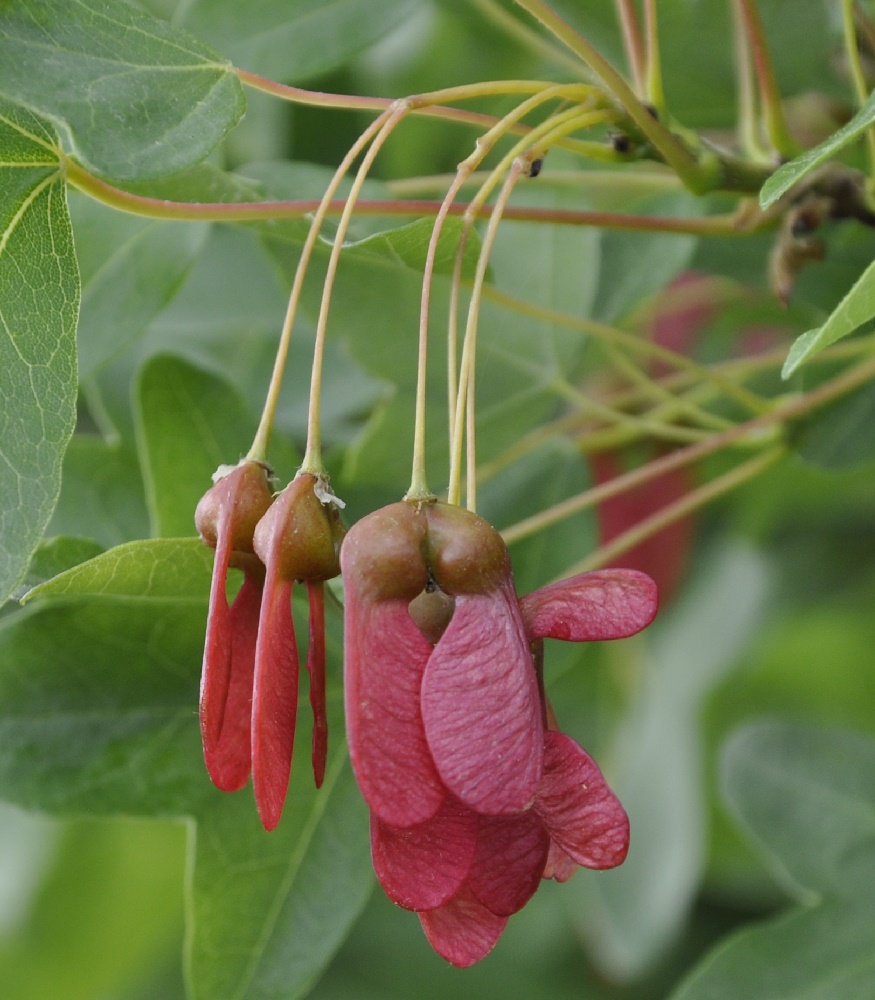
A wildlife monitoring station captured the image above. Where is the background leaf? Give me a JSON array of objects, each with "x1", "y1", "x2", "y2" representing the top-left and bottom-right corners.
[
  {"x1": 791, "y1": 381, "x2": 875, "y2": 469},
  {"x1": 760, "y1": 89, "x2": 875, "y2": 209},
  {"x1": 0, "y1": 535, "x2": 374, "y2": 1000},
  {"x1": 180, "y1": 0, "x2": 417, "y2": 83},
  {"x1": 0, "y1": 99, "x2": 78, "y2": 606},
  {"x1": 71, "y1": 197, "x2": 209, "y2": 377},
  {"x1": 671, "y1": 722, "x2": 875, "y2": 1000},
  {"x1": 0, "y1": 812, "x2": 187, "y2": 1000},
  {"x1": 0, "y1": 0, "x2": 245, "y2": 180},
  {"x1": 781, "y1": 257, "x2": 875, "y2": 377},
  {"x1": 567, "y1": 545, "x2": 771, "y2": 980},
  {"x1": 343, "y1": 217, "x2": 484, "y2": 279}
]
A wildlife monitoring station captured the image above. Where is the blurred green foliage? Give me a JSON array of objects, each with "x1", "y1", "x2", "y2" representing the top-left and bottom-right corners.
[{"x1": 2, "y1": 0, "x2": 875, "y2": 998}]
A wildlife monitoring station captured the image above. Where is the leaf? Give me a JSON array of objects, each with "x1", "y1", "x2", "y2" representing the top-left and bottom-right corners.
[
  {"x1": 760, "y1": 89, "x2": 875, "y2": 209},
  {"x1": 71, "y1": 196, "x2": 209, "y2": 376},
  {"x1": 24, "y1": 537, "x2": 213, "y2": 603},
  {"x1": 187, "y1": 749, "x2": 372, "y2": 1000},
  {"x1": 46, "y1": 434, "x2": 151, "y2": 549},
  {"x1": 135, "y1": 224, "x2": 384, "y2": 456},
  {"x1": 781, "y1": 257, "x2": 875, "y2": 377},
  {"x1": 181, "y1": 0, "x2": 417, "y2": 84},
  {"x1": 792, "y1": 381, "x2": 875, "y2": 469},
  {"x1": 570, "y1": 545, "x2": 772, "y2": 980},
  {"x1": 14, "y1": 535, "x2": 105, "y2": 598},
  {"x1": 0, "y1": 816, "x2": 187, "y2": 1000},
  {"x1": 0, "y1": 538, "x2": 374, "y2": 999},
  {"x1": 343, "y1": 217, "x2": 484, "y2": 280},
  {"x1": 0, "y1": 595, "x2": 210, "y2": 815},
  {"x1": 0, "y1": 0, "x2": 245, "y2": 180},
  {"x1": 590, "y1": 191, "x2": 700, "y2": 323},
  {"x1": 0, "y1": 99, "x2": 78, "y2": 606},
  {"x1": 670, "y1": 722, "x2": 875, "y2": 1000}
]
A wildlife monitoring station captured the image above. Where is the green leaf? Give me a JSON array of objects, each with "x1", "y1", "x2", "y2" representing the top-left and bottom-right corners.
[
  {"x1": 187, "y1": 748, "x2": 372, "y2": 1000},
  {"x1": 792, "y1": 381, "x2": 875, "y2": 469},
  {"x1": 46, "y1": 434, "x2": 151, "y2": 549},
  {"x1": 71, "y1": 196, "x2": 209, "y2": 376},
  {"x1": 134, "y1": 354, "x2": 298, "y2": 538},
  {"x1": 0, "y1": 595, "x2": 209, "y2": 815},
  {"x1": 181, "y1": 0, "x2": 417, "y2": 83},
  {"x1": 25, "y1": 537, "x2": 213, "y2": 603},
  {"x1": 0, "y1": 815, "x2": 187, "y2": 1000},
  {"x1": 15, "y1": 536, "x2": 105, "y2": 598},
  {"x1": 760, "y1": 89, "x2": 875, "y2": 209},
  {"x1": 590, "y1": 191, "x2": 700, "y2": 323},
  {"x1": 0, "y1": 99, "x2": 78, "y2": 606},
  {"x1": 781, "y1": 257, "x2": 875, "y2": 377},
  {"x1": 572, "y1": 545, "x2": 772, "y2": 980},
  {"x1": 343, "y1": 217, "x2": 484, "y2": 279},
  {"x1": 0, "y1": 0, "x2": 245, "y2": 180},
  {"x1": 0, "y1": 537, "x2": 374, "y2": 999},
  {"x1": 671, "y1": 722, "x2": 875, "y2": 1000}
]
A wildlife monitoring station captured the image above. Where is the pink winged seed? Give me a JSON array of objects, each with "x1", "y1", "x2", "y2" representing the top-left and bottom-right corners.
[
  {"x1": 199, "y1": 504, "x2": 236, "y2": 753},
  {"x1": 520, "y1": 568, "x2": 658, "y2": 642},
  {"x1": 535, "y1": 730, "x2": 629, "y2": 870},
  {"x1": 420, "y1": 585, "x2": 543, "y2": 815},
  {"x1": 419, "y1": 885, "x2": 508, "y2": 968},
  {"x1": 251, "y1": 576, "x2": 300, "y2": 832},
  {"x1": 306, "y1": 581, "x2": 328, "y2": 788},
  {"x1": 344, "y1": 596, "x2": 446, "y2": 828},
  {"x1": 203, "y1": 573, "x2": 261, "y2": 792},
  {"x1": 370, "y1": 798, "x2": 478, "y2": 911},
  {"x1": 466, "y1": 811, "x2": 550, "y2": 917}
]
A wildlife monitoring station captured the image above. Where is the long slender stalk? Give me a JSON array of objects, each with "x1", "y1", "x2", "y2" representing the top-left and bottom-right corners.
[
  {"x1": 561, "y1": 445, "x2": 786, "y2": 576},
  {"x1": 407, "y1": 165, "x2": 470, "y2": 501},
  {"x1": 614, "y1": 0, "x2": 646, "y2": 96},
  {"x1": 842, "y1": 0, "x2": 875, "y2": 180},
  {"x1": 597, "y1": 341, "x2": 734, "y2": 432},
  {"x1": 501, "y1": 351, "x2": 875, "y2": 546},
  {"x1": 481, "y1": 284, "x2": 772, "y2": 414},
  {"x1": 64, "y1": 159, "x2": 769, "y2": 229},
  {"x1": 247, "y1": 108, "x2": 395, "y2": 461},
  {"x1": 735, "y1": 0, "x2": 797, "y2": 158},
  {"x1": 301, "y1": 105, "x2": 410, "y2": 473},
  {"x1": 409, "y1": 83, "x2": 596, "y2": 499},
  {"x1": 551, "y1": 378, "x2": 713, "y2": 445},
  {"x1": 477, "y1": 333, "x2": 875, "y2": 486},
  {"x1": 510, "y1": 0, "x2": 703, "y2": 186},
  {"x1": 443, "y1": 98, "x2": 620, "y2": 505},
  {"x1": 449, "y1": 160, "x2": 526, "y2": 507},
  {"x1": 642, "y1": 0, "x2": 665, "y2": 112}
]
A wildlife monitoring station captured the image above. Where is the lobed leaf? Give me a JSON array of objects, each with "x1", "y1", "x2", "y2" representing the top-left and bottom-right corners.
[
  {"x1": 0, "y1": 98, "x2": 78, "y2": 606},
  {"x1": 0, "y1": 0, "x2": 245, "y2": 180}
]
